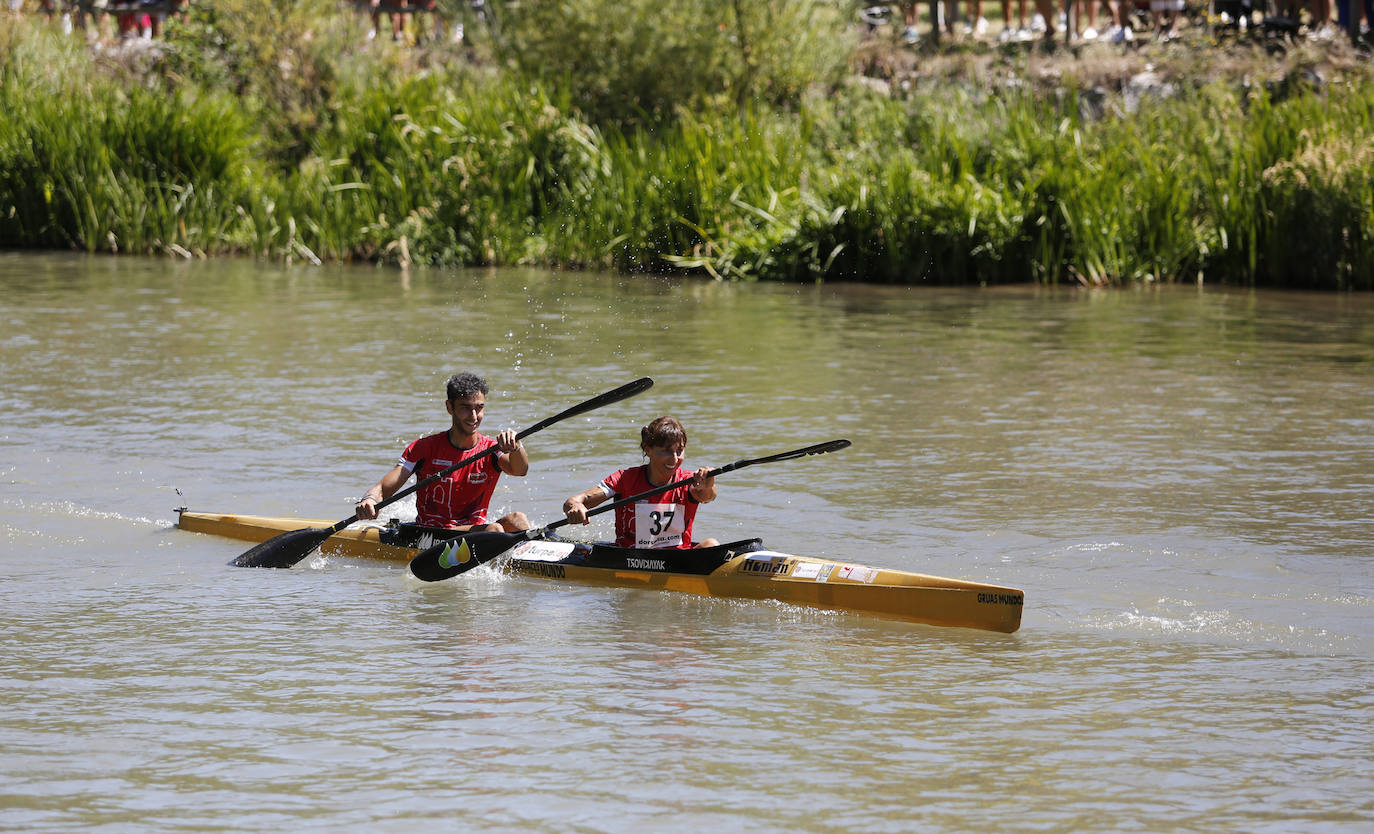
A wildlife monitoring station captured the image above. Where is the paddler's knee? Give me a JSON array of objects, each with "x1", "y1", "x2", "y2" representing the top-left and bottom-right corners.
[{"x1": 497, "y1": 511, "x2": 531, "y2": 532}]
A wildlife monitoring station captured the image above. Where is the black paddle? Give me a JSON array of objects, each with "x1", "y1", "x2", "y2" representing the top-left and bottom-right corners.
[
  {"x1": 407, "y1": 438, "x2": 852, "y2": 582},
  {"x1": 228, "y1": 377, "x2": 655, "y2": 568}
]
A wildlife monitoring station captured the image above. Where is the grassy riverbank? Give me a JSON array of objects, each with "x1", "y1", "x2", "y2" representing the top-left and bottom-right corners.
[{"x1": 2, "y1": 5, "x2": 1372, "y2": 287}]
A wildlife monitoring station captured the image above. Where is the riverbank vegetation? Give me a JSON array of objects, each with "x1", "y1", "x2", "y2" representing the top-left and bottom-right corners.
[{"x1": 1, "y1": 1, "x2": 1371, "y2": 287}]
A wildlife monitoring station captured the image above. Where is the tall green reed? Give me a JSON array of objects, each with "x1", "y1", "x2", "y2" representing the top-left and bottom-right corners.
[
  {"x1": 0, "y1": 25, "x2": 263, "y2": 254},
  {"x1": 3, "y1": 12, "x2": 1372, "y2": 288}
]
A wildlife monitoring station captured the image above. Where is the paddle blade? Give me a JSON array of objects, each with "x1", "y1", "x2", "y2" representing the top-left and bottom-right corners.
[
  {"x1": 228, "y1": 527, "x2": 333, "y2": 568},
  {"x1": 407, "y1": 531, "x2": 523, "y2": 582}
]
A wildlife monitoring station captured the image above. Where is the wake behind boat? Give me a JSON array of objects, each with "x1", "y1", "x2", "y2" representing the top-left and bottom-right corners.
[{"x1": 179, "y1": 509, "x2": 1024, "y2": 633}]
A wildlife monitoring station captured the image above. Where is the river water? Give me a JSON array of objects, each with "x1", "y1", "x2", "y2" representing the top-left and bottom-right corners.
[{"x1": 1, "y1": 252, "x2": 1370, "y2": 832}]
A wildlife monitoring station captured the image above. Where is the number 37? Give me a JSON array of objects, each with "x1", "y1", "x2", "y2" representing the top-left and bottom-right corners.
[{"x1": 648, "y1": 509, "x2": 675, "y2": 536}]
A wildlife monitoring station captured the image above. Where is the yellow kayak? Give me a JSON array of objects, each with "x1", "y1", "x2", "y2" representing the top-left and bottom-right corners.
[{"x1": 178, "y1": 509, "x2": 1024, "y2": 633}]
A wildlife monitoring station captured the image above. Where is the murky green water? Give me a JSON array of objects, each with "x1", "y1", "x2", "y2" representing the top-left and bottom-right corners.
[{"x1": 1, "y1": 252, "x2": 1371, "y2": 831}]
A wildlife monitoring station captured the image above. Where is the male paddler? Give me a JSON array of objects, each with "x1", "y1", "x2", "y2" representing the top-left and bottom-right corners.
[{"x1": 356, "y1": 372, "x2": 532, "y2": 533}]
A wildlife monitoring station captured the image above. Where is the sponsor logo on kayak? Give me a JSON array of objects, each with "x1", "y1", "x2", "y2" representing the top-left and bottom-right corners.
[
  {"x1": 740, "y1": 555, "x2": 793, "y2": 576},
  {"x1": 838, "y1": 565, "x2": 876, "y2": 583},
  {"x1": 513, "y1": 541, "x2": 576, "y2": 562},
  {"x1": 977, "y1": 592, "x2": 1024, "y2": 606},
  {"x1": 627, "y1": 557, "x2": 666, "y2": 571},
  {"x1": 514, "y1": 561, "x2": 566, "y2": 579}
]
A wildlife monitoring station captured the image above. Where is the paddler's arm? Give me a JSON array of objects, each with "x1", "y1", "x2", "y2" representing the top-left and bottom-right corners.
[
  {"x1": 689, "y1": 467, "x2": 716, "y2": 504},
  {"x1": 356, "y1": 464, "x2": 411, "y2": 520},
  {"x1": 494, "y1": 429, "x2": 529, "y2": 476},
  {"x1": 563, "y1": 484, "x2": 610, "y2": 525}
]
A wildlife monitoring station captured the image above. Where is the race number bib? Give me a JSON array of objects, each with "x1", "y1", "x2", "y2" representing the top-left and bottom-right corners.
[{"x1": 634, "y1": 502, "x2": 685, "y2": 549}]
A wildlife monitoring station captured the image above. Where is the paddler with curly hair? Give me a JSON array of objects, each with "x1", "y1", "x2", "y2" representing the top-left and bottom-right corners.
[
  {"x1": 562, "y1": 416, "x2": 719, "y2": 549},
  {"x1": 356, "y1": 372, "x2": 531, "y2": 533}
]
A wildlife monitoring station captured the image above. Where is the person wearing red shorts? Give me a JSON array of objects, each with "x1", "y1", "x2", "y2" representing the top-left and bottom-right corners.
[
  {"x1": 356, "y1": 372, "x2": 530, "y2": 532},
  {"x1": 562, "y1": 416, "x2": 718, "y2": 549}
]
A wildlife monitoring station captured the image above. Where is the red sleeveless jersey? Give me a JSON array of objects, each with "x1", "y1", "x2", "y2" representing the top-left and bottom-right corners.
[
  {"x1": 600, "y1": 465, "x2": 700, "y2": 549},
  {"x1": 399, "y1": 432, "x2": 501, "y2": 528}
]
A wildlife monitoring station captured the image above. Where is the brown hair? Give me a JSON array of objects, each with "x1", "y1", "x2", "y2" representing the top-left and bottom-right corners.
[{"x1": 640, "y1": 416, "x2": 686, "y2": 451}]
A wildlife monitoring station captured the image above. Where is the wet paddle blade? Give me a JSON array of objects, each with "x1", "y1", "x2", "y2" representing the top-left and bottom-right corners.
[
  {"x1": 407, "y1": 531, "x2": 523, "y2": 582},
  {"x1": 228, "y1": 527, "x2": 334, "y2": 568}
]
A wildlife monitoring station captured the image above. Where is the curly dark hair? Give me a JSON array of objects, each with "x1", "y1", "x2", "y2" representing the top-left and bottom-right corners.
[{"x1": 445, "y1": 372, "x2": 489, "y2": 402}]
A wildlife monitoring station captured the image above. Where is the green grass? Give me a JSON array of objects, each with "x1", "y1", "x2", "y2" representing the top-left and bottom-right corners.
[
  {"x1": 2, "y1": 14, "x2": 1372, "y2": 288},
  {"x1": 0, "y1": 34, "x2": 264, "y2": 254}
]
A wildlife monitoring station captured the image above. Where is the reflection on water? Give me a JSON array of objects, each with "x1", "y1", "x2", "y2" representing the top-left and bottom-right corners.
[{"x1": 1, "y1": 253, "x2": 1372, "y2": 831}]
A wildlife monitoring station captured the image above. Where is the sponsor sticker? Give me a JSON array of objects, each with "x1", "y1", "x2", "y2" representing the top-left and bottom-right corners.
[
  {"x1": 838, "y1": 565, "x2": 876, "y2": 583},
  {"x1": 512, "y1": 540, "x2": 576, "y2": 563},
  {"x1": 436, "y1": 538, "x2": 472, "y2": 569},
  {"x1": 514, "y1": 562, "x2": 567, "y2": 579},
  {"x1": 791, "y1": 562, "x2": 822, "y2": 580},
  {"x1": 817, "y1": 564, "x2": 835, "y2": 582},
  {"x1": 740, "y1": 552, "x2": 793, "y2": 576},
  {"x1": 977, "y1": 592, "x2": 1024, "y2": 606}
]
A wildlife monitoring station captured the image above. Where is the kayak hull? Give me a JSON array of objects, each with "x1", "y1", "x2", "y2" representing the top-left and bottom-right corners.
[{"x1": 178, "y1": 510, "x2": 1023, "y2": 633}]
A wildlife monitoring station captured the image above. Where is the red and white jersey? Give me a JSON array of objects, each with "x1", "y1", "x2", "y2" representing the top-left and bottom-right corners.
[
  {"x1": 399, "y1": 432, "x2": 502, "y2": 528},
  {"x1": 600, "y1": 465, "x2": 700, "y2": 549}
]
